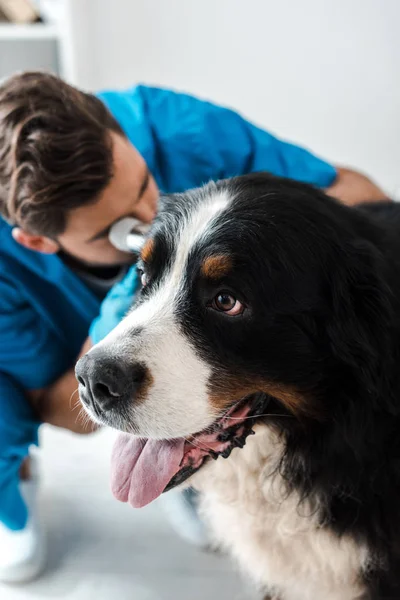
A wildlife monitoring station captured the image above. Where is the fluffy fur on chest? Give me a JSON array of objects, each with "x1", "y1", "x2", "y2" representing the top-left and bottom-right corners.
[{"x1": 194, "y1": 426, "x2": 370, "y2": 600}]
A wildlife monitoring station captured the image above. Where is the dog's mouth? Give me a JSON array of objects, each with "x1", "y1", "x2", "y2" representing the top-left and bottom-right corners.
[{"x1": 110, "y1": 393, "x2": 269, "y2": 509}]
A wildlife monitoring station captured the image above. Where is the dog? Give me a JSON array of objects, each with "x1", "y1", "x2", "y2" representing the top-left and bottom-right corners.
[{"x1": 76, "y1": 173, "x2": 400, "y2": 600}]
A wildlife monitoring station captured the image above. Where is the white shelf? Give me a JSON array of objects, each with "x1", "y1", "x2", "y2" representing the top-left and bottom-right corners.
[
  {"x1": 0, "y1": 23, "x2": 60, "y2": 41},
  {"x1": 0, "y1": 1, "x2": 77, "y2": 84}
]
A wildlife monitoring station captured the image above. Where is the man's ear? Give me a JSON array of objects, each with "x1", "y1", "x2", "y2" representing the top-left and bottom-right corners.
[{"x1": 12, "y1": 227, "x2": 60, "y2": 254}]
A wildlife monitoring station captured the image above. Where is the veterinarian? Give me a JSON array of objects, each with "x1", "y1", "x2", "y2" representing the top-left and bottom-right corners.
[{"x1": 0, "y1": 71, "x2": 387, "y2": 583}]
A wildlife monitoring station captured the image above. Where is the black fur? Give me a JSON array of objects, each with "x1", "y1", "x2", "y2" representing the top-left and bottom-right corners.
[{"x1": 148, "y1": 173, "x2": 400, "y2": 598}]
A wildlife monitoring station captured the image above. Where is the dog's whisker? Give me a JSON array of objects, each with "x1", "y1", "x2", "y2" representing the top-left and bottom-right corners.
[
  {"x1": 185, "y1": 436, "x2": 209, "y2": 450},
  {"x1": 69, "y1": 387, "x2": 79, "y2": 409},
  {"x1": 224, "y1": 412, "x2": 294, "y2": 421},
  {"x1": 76, "y1": 406, "x2": 93, "y2": 431},
  {"x1": 72, "y1": 397, "x2": 83, "y2": 412},
  {"x1": 75, "y1": 407, "x2": 87, "y2": 427},
  {"x1": 184, "y1": 437, "x2": 216, "y2": 453}
]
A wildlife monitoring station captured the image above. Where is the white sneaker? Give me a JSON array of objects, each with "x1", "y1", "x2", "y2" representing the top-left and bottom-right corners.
[{"x1": 0, "y1": 455, "x2": 46, "y2": 583}]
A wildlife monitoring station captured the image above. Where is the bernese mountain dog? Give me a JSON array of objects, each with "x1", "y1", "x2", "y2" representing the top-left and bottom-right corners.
[{"x1": 76, "y1": 173, "x2": 400, "y2": 600}]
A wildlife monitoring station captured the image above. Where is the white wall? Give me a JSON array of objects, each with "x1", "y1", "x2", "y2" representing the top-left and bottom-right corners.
[{"x1": 77, "y1": 0, "x2": 400, "y2": 195}]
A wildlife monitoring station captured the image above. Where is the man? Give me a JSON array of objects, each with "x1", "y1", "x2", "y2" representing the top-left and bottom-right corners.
[{"x1": 0, "y1": 71, "x2": 387, "y2": 583}]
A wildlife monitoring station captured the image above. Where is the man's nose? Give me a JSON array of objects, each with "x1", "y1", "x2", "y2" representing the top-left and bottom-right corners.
[{"x1": 75, "y1": 348, "x2": 146, "y2": 413}]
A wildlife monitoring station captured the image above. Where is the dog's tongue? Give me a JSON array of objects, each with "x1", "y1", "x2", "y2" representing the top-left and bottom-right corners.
[{"x1": 111, "y1": 434, "x2": 185, "y2": 508}]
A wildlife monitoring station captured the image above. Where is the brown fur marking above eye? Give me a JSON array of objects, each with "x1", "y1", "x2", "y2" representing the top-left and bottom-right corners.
[
  {"x1": 208, "y1": 375, "x2": 316, "y2": 418},
  {"x1": 141, "y1": 238, "x2": 155, "y2": 263},
  {"x1": 201, "y1": 255, "x2": 232, "y2": 279}
]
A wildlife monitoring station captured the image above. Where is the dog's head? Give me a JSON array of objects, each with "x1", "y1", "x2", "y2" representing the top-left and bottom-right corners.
[{"x1": 76, "y1": 173, "x2": 393, "y2": 508}]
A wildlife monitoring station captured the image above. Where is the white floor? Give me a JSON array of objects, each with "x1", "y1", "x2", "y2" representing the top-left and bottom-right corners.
[{"x1": 1, "y1": 426, "x2": 254, "y2": 600}]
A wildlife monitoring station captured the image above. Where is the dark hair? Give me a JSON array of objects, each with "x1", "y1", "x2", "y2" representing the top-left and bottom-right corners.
[{"x1": 0, "y1": 71, "x2": 126, "y2": 237}]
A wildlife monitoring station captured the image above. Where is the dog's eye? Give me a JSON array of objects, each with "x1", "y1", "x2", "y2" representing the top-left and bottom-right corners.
[{"x1": 212, "y1": 292, "x2": 244, "y2": 316}]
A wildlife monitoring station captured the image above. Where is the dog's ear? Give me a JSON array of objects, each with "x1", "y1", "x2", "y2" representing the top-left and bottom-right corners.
[{"x1": 326, "y1": 239, "x2": 394, "y2": 410}]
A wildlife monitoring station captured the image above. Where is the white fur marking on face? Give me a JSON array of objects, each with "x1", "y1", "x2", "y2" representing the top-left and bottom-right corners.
[{"x1": 90, "y1": 189, "x2": 232, "y2": 438}]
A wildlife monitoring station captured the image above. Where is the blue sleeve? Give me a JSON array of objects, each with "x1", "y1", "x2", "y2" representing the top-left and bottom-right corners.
[
  {"x1": 138, "y1": 86, "x2": 337, "y2": 189},
  {"x1": 0, "y1": 276, "x2": 72, "y2": 390},
  {"x1": 89, "y1": 267, "x2": 140, "y2": 345}
]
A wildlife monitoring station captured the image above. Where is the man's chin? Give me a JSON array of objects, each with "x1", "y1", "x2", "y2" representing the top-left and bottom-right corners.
[{"x1": 58, "y1": 248, "x2": 135, "y2": 270}]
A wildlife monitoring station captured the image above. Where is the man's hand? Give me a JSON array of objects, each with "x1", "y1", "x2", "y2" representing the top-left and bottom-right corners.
[
  {"x1": 27, "y1": 337, "x2": 96, "y2": 434},
  {"x1": 326, "y1": 167, "x2": 389, "y2": 206}
]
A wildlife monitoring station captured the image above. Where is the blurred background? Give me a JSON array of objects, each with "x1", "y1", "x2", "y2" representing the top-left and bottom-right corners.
[
  {"x1": 0, "y1": 1, "x2": 399, "y2": 599},
  {"x1": 1, "y1": 0, "x2": 399, "y2": 195}
]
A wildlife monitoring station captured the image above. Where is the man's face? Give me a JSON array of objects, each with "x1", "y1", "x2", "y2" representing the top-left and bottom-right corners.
[{"x1": 57, "y1": 133, "x2": 159, "y2": 266}]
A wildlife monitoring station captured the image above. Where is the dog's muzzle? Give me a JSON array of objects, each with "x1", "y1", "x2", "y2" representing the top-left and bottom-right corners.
[{"x1": 75, "y1": 348, "x2": 146, "y2": 417}]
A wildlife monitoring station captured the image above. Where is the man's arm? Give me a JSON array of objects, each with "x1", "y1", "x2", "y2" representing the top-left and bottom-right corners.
[
  {"x1": 0, "y1": 272, "x2": 96, "y2": 435},
  {"x1": 325, "y1": 167, "x2": 389, "y2": 206},
  {"x1": 27, "y1": 337, "x2": 96, "y2": 434},
  {"x1": 139, "y1": 86, "x2": 388, "y2": 205}
]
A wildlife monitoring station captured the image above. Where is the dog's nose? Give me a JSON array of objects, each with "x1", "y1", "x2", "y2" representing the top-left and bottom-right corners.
[{"x1": 75, "y1": 349, "x2": 146, "y2": 413}]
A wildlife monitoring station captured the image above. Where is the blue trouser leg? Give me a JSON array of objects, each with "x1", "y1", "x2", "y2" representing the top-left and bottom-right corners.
[{"x1": 0, "y1": 373, "x2": 40, "y2": 531}]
